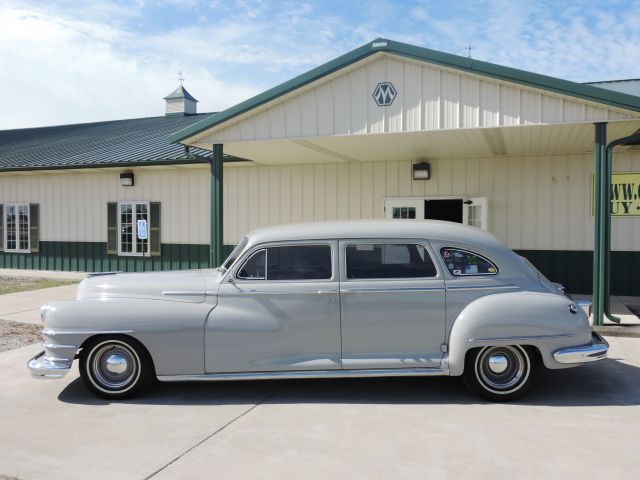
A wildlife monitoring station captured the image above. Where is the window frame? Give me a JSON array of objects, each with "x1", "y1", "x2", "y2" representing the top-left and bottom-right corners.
[
  {"x1": 3, "y1": 203, "x2": 30, "y2": 253},
  {"x1": 439, "y1": 246, "x2": 499, "y2": 277},
  {"x1": 233, "y1": 242, "x2": 335, "y2": 283},
  {"x1": 342, "y1": 239, "x2": 440, "y2": 282},
  {"x1": 117, "y1": 201, "x2": 150, "y2": 257}
]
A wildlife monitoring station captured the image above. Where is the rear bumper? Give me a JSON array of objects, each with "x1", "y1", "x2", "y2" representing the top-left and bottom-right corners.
[
  {"x1": 27, "y1": 351, "x2": 72, "y2": 379},
  {"x1": 553, "y1": 332, "x2": 609, "y2": 364}
]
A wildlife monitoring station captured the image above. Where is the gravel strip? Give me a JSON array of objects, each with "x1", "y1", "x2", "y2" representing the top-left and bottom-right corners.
[{"x1": 0, "y1": 319, "x2": 42, "y2": 353}]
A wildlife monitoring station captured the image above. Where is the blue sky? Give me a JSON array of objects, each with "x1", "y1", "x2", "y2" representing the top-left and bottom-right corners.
[{"x1": 1, "y1": 0, "x2": 639, "y2": 129}]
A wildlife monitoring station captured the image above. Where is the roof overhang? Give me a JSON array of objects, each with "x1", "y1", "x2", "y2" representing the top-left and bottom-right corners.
[{"x1": 218, "y1": 120, "x2": 640, "y2": 165}]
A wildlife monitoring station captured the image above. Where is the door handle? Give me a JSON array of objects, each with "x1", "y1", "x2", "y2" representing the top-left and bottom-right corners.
[{"x1": 317, "y1": 290, "x2": 336, "y2": 295}]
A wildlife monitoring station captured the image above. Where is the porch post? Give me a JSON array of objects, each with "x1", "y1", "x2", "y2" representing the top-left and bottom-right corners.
[
  {"x1": 210, "y1": 144, "x2": 224, "y2": 267},
  {"x1": 592, "y1": 123, "x2": 607, "y2": 326}
]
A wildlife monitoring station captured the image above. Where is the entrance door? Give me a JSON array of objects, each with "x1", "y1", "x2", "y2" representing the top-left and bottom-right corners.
[{"x1": 384, "y1": 197, "x2": 488, "y2": 231}]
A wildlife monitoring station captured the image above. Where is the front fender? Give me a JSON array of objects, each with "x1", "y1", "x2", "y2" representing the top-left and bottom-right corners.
[
  {"x1": 447, "y1": 291, "x2": 591, "y2": 376},
  {"x1": 41, "y1": 298, "x2": 214, "y2": 376}
]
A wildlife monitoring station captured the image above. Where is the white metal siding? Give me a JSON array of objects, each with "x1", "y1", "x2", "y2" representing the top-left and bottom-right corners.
[
  {"x1": 199, "y1": 54, "x2": 637, "y2": 144},
  {"x1": 223, "y1": 151, "x2": 640, "y2": 251},
  {"x1": 0, "y1": 167, "x2": 210, "y2": 244}
]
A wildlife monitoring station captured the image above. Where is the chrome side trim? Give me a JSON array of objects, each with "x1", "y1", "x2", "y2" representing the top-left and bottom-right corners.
[
  {"x1": 42, "y1": 329, "x2": 134, "y2": 336},
  {"x1": 469, "y1": 333, "x2": 574, "y2": 342},
  {"x1": 42, "y1": 343, "x2": 77, "y2": 349},
  {"x1": 162, "y1": 291, "x2": 206, "y2": 296},
  {"x1": 553, "y1": 332, "x2": 609, "y2": 364},
  {"x1": 446, "y1": 284, "x2": 519, "y2": 291},
  {"x1": 340, "y1": 287, "x2": 445, "y2": 293},
  {"x1": 27, "y1": 351, "x2": 72, "y2": 379},
  {"x1": 158, "y1": 367, "x2": 449, "y2": 382},
  {"x1": 222, "y1": 289, "x2": 338, "y2": 296}
]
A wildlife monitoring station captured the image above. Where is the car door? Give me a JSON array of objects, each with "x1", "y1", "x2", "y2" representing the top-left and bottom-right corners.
[
  {"x1": 204, "y1": 241, "x2": 341, "y2": 373},
  {"x1": 339, "y1": 239, "x2": 446, "y2": 369}
]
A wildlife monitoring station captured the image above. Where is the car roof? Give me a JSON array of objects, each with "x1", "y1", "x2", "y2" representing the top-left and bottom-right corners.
[{"x1": 245, "y1": 220, "x2": 502, "y2": 249}]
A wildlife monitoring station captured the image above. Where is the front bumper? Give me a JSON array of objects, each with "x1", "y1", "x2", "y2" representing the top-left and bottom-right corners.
[
  {"x1": 27, "y1": 351, "x2": 72, "y2": 379},
  {"x1": 553, "y1": 332, "x2": 609, "y2": 364}
]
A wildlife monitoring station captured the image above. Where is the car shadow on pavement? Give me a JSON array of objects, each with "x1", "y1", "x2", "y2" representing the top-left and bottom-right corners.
[{"x1": 58, "y1": 357, "x2": 640, "y2": 407}]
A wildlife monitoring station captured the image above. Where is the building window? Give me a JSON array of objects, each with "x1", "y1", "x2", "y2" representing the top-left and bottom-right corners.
[
  {"x1": 118, "y1": 202, "x2": 149, "y2": 256},
  {"x1": 3, "y1": 204, "x2": 30, "y2": 253}
]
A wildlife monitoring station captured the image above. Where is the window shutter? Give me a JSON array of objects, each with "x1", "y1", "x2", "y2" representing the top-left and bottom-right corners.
[
  {"x1": 107, "y1": 202, "x2": 118, "y2": 255},
  {"x1": 150, "y1": 202, "x2": 161, "y2": 256},
  {"x1": 29, "y1": 204, "x2": 40, "y2": 253},
  {"x1": 0, "y1": 204, "x2": 3, "y2": 252}
]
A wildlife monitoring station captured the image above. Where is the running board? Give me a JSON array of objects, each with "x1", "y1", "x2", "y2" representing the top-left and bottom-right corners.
[{"x1": 157, "y1": 367, "x2": 449, "y2": 382}]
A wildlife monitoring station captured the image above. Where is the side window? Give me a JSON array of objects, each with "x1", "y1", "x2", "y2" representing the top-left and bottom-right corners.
[
  {"x1": 237, "y1": 249, "x2": 266, "y2": 279},
  {"x1": 267, "y1": 245, "x2": 332, "y2": 280},
  {"x1": 440, "y1": 248, "x2": 498, "y2": 276},
  {"x1": 346, "y1": 243, "x2": 437, "y2": 279}
]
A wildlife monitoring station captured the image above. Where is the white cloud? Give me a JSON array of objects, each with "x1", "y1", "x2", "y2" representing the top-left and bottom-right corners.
[{"x1": 0, "y1": 0, "x2": 639, "y2": 130}]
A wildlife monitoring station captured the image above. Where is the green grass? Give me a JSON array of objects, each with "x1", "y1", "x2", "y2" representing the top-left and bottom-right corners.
[{"x1": 0, "y1": 277, "x2": 79, "y2": 295}]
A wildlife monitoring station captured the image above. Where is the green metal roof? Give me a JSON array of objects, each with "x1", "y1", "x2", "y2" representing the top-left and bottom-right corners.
[
  {"x1": 0, "y1": 113, "x2": 220, "y2": 172},
  {"x1": 163, "y1": 85, "x2": 198, "y2": 102},
  {"x1": 170, "y1": 37, "x2": 640, "y2": 144}
]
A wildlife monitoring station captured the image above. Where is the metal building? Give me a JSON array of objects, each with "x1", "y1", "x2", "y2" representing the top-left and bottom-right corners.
[{"x1": 2, "y1": 38, "x2": 640, "y2": 295}]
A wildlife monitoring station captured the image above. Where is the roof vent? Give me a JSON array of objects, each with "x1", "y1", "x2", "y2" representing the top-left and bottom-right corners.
[{"x1": 163, "y1": 85, "x2": 198, "y2": 116}]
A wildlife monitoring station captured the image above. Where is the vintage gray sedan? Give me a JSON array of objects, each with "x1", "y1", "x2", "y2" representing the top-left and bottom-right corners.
[{"x1": 29, "y1": 220, "x2": 608, "y2": 401}]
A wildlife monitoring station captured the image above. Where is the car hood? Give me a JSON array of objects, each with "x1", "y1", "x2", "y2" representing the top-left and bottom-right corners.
[{"x1": 75, "y1": 269, "x2": 221, "y2": 303}]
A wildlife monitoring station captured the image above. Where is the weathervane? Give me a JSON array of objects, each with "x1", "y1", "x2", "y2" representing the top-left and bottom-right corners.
[
  {"x1": 177, "y1": 70, "x2": 185, "y2": 86},
  {"x1": 464, "y1": 43, "x2": 475, "y2": 58}
]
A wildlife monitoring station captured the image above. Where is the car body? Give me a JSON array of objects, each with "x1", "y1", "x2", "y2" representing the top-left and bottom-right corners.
[{"x1": 28, "y1": 220, "x2": 608, "y2": 401}]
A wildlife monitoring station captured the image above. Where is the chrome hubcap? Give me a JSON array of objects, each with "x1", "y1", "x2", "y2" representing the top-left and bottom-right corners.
[
  {"x1": 105, "y1": 354, "x2": 128, "y2": 374},
  {"x1": 476, "y1": 346, "x2": 529, "y2": 394},
  {"x1": 487, "y1": 354, "x2": 508, "y2": 374},
  {"x1": 90, "y1": 342, "x2": 139, "y2": 391}
]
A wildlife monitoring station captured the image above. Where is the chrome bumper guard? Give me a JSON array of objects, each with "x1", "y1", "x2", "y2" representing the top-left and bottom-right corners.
[
  {"x1": 27, "y1": 351, "x2": 72, "y2": 379},
  {"x1": 553, "y1": 332, "x2": 609, "y2": 364}
]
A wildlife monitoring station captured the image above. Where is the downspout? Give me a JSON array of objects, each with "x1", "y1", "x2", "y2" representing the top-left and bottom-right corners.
[
  {"x1": 592, "y1": 123, "x2": 606, "y2": 327},
  {"x1": 603, "y1": 130, "x2": 640, "y2": 323}
]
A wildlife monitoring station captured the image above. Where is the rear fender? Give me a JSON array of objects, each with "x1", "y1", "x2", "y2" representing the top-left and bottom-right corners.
[{"x1": 447, "y1": 291, "x2": 591, "y2": 376}]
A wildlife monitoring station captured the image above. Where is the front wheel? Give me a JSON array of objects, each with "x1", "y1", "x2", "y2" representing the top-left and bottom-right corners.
[
  {"x1": 79, "y1": 336, "x2": 154, "y2": 399},
  {"x1": 462, "y1": 345, "x2": 538, "y2": 402}
]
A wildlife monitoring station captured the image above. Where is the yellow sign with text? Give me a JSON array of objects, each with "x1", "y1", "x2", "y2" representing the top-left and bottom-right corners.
[{"x1": 592, "y1": 172, "x2": 640, "y2": 216}]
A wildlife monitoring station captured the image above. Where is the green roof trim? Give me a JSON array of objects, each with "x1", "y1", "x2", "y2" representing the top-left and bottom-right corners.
[
  {"x1": 163, "y1": 86, "x2": 198, "y2": 102},
  {"x1": 170, "y1": 37, "x2": 640, "y2": 145}
]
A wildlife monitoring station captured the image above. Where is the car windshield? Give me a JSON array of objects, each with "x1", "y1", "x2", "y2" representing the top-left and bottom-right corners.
[{"x1": 220, "y1": 237, "x2": 248, "y2": 273}]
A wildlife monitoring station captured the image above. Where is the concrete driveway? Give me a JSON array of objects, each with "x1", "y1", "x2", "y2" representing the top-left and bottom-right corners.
[{"x1": 1, "y1": 338, "x2": 639, "y2": 480}]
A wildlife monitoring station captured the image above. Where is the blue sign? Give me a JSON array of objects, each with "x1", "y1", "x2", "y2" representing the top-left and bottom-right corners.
[
  {"x1": 137, "y1": 219, "x2": 148, "y2": 240},
  {"x1": 372, "y1": 82, "x2": 397, "y2": 106}
]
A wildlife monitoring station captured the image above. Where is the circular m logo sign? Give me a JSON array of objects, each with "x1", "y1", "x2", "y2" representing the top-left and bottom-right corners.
[{"x1": 372, "y1": 82, "x2": 397, "y2": 106}]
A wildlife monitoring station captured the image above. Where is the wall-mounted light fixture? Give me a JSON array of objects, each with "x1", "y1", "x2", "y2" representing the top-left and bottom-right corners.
[
  {"x1": 412, "y1": 161, "x2": 431, "y2": 180},
  {"x1": 120, "y1": 171, "x2": 134, "y2": 187}
]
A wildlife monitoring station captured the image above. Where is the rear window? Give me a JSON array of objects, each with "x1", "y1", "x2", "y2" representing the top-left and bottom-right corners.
[
  {"x1": 440, "y1": 248, "x2": 498, "y2": 276},
  {"x1": 346, "y1": 243, "x2": 437, "y2": 279}
]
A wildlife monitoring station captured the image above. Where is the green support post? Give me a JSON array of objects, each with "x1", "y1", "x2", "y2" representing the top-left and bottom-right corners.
[
  {"x1": 210, "y1": 144, "x2": 224, "y2": 267},
  {"x1": 592, "y1": 123, "x2": 607, "y2": 327}
]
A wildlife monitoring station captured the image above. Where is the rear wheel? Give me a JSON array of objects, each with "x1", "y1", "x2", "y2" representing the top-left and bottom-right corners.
[
  {"x1": 79, "y1": 336, "x2": 154, "y2": 399},
  {"x1": 462, "y1": 345, "x2": 538, "y2": 402}
]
